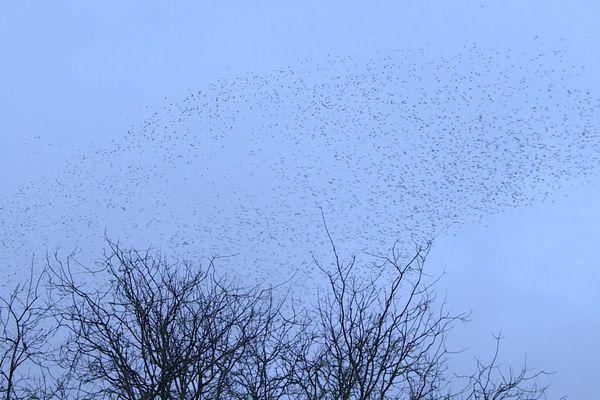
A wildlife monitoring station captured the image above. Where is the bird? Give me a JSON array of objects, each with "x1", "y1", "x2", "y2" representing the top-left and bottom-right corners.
[{"x1": 1, "y1": 44, "x2": 599, "y2": 297}]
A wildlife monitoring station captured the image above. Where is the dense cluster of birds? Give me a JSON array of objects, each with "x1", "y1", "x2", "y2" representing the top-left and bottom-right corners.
[{"x1": 1, "y1": 45, "x2": 599, "y2": 292}]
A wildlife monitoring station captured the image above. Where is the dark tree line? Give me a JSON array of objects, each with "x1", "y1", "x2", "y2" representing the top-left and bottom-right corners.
[{"x1": 0, "y1": 231, "x2": 552, "y2": 399}]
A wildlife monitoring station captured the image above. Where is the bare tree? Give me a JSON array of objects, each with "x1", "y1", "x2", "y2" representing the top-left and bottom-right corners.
[
  {"x1": 457, "y1": 333, "x2": 550, "y2": 400},
  {"x1": 284, "y1": 211, "x2": 551, "y2": 400},
  {"x1": 0, "y1": 264, "x2": 60, "y2": 400},
  {"x1": 288, "y1": 213, "x2": 463, "y2": 400},
  {"x1": 47, "y1": 241, "x2": 296, "y2": 400}
]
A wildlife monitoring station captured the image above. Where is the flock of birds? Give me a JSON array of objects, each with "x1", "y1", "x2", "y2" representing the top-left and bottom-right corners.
[{"x1": 1, "y1": 45, "x2": 599, "y2": 293}]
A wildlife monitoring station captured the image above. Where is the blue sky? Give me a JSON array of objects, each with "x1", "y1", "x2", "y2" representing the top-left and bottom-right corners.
[{"x1": 1, "y1": 2, "x2": 599, "y2": 398}]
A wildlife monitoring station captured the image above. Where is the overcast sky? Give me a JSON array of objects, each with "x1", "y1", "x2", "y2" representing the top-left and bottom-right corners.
[{"x1": 1, "y1": 2, "x2": 599, "y2": 398}]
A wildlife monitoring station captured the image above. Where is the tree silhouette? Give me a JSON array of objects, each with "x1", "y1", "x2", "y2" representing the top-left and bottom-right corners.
[{"x1": 0, "y1": 233, "x2": 552, "y2": 399}]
